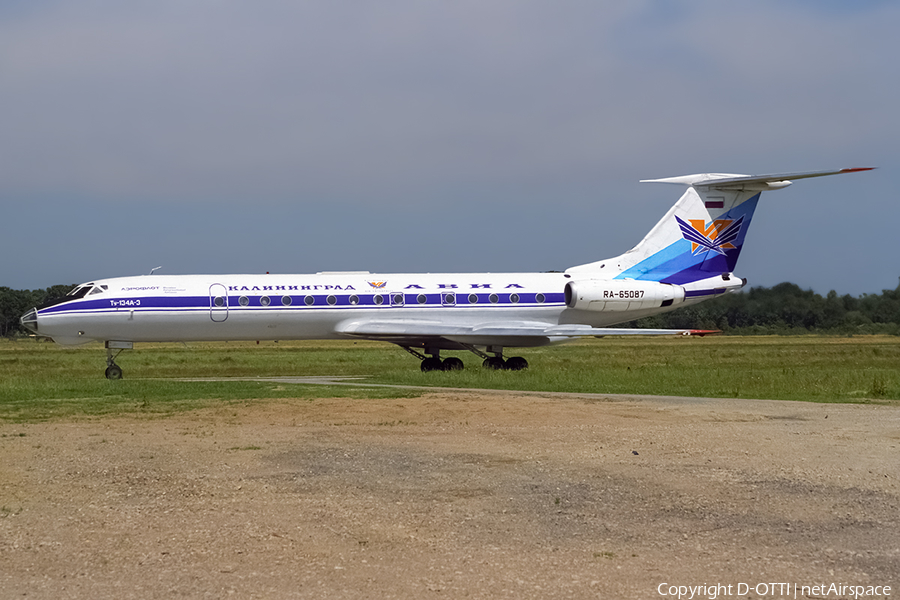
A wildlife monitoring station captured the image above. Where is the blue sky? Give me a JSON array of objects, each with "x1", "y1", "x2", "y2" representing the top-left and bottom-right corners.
[{"x1": 1, "y1": 1, "x2": 896, "y2": 295}]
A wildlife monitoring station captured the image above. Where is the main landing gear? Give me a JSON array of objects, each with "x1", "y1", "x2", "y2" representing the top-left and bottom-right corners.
[
  {"x1": 470, "y1": 344, "x2": 528, "y2": 371},
  {"x1": 483, "y1": 355, "x2": 529, "y2": 371},
  {"x1": 420, "y1": 356, "x2": 464, "y2": 372},
  {"x1": 402, "y1": 345, "x2": 528, "y2": 372},
  {"x1": 104, "y1": 341, "x2": 133, "y2": 380},
  {"x1": 401, "y1": 347, "x2": 466, "y2": 372}
]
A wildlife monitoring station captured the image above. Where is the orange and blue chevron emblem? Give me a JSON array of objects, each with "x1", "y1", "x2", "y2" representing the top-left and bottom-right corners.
[
  {"x1": 367, "y1": 281, "x2": 387, "y2": 289},
  {"x1": 676, "y1": 215, "x2": 744, "y2": 256}
]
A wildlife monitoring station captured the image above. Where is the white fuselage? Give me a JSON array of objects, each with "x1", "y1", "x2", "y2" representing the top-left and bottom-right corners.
[{"x1": 29, "y1": 271, "x2": 719, "y2": 348}]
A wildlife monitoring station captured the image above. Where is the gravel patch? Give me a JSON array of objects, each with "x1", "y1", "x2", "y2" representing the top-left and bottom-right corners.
[{"x1": 1, "y1": 391, "x2": 897, "y2": 599}]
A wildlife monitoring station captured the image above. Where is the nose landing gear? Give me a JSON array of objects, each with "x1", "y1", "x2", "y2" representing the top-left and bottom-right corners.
[{"x1": 105, "y1": 341, "x2": 133, "y2": 380}]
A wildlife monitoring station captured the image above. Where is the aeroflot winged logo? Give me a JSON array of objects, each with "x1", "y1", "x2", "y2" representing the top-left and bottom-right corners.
[{"x1": 675, "y1": 215, "x2": 745, "y2": 256}]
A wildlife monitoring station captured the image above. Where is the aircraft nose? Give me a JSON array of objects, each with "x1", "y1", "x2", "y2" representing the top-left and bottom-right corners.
[{"x1": 20, "y1": 308, "x2": 39, "y2": 334}]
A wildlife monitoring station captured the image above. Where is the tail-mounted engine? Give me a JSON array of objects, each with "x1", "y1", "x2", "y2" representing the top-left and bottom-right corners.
[{"x1": 564, "y1": 279, "x2": 685, "y2": 312}]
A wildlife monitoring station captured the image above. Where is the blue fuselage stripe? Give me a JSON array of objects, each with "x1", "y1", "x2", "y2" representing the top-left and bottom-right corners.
[
  {"x1": 39, "y1": 292, "x2": 566, "y2": 316},
  {"x1": 684, "y1": 288, "x2": 726, "y2": 298}
]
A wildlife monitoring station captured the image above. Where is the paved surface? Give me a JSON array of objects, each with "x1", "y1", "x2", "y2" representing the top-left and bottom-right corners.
[{"x1": 178, "y1": 375, "x2": 741, "y2": 404}]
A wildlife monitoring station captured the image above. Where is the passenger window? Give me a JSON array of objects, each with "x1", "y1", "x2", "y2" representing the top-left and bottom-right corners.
[
  {"x1": 239, "y1": 296, "x2": 249, "y2": 306},
  {"x1": 349, "y1": 295, "x2": 360, "y2": 305},
  {"x1": 510, "y1": 293, "x2": 520, "y2": 303},
  {"x1": 535, "y1": 293, "x2": 546, "y2": 304},
  {"x1": 260, "y1": 296, "x2": 271, "y2": 307},
  {"x1": 327, "y1": 295, "x2": 337, "y2": 306},
  {"x1": 282, "y1": 296, "x2": 292, "y2": 306},
  {"x1": 417, "y1": 294, "x2": 427, "y2": 304},
  {"x1": 489, "y1": 293, "x2": 499, "y2": 304},
  {"x1": 305, "y1": 295, "x2": 315, "y2": 306},
  {"x1": 468, "y1": 294, "x2": 478, "y2": 304}
]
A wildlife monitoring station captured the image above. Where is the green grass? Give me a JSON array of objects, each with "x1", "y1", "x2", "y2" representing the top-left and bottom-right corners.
[
  {"x1": 1, "y1": 336, "x2": 898, "y2": 423},
  {"x1": 381, "y1": 336, "x2": 900, "y2": 403},
  {"x1": 0, "y1": 339, "x2": 418, "y2": 422}
]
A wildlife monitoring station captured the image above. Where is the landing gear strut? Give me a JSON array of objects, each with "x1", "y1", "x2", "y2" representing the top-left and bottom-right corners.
[{"x1": 105, "y1": 341, "x2": 133, "y2": 380}]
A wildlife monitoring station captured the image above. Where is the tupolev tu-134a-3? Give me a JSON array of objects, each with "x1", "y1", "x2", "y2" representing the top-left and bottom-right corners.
[{"x1": 21, "y1": 167, "x2": 873, "y2": 379}]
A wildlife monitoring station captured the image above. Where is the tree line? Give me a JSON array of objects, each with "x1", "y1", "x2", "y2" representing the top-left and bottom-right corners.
[
  {"x1": 632, "y1": 279, "x2": 900, "y2": 335},
  {"x1": 2, "y1": 279, "x2": 899, "y2": 338}
]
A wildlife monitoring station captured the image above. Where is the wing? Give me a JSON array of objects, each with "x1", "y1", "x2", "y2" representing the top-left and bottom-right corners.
[{"x1": 335, "y1": 318, "x2": 716, "y2": 349}]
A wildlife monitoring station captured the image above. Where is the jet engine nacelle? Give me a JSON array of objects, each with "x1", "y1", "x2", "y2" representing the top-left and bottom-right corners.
[{"x1": 564, "y1": 279, "x2": 685, "y2": 312}]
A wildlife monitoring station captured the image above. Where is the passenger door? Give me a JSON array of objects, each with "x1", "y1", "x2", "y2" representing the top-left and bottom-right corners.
[{"x1": 209, "y1": 284, "x2": 229, "y2": 322}]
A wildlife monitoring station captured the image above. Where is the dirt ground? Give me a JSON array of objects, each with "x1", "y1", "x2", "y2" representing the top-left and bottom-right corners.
[{"x1": 1, "y1": 388, "x2": 898, "y2": 599}]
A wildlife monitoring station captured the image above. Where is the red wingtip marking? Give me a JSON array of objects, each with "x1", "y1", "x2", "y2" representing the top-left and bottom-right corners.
[
  {"x1": 840, "y1": 167, "x2": 876, "y2": 173},
  {"x1": 687, "y1": 329, "x2": 722, "y2": 337}
]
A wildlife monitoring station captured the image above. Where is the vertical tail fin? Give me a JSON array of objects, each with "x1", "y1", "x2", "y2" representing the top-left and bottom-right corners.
[{"x1": 566, "y1": 168, "x2": 874, "y2": 284}]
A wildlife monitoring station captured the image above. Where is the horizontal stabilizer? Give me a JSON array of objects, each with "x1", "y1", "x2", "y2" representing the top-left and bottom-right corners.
[{"x1": 642, "y1": 167, "x2": 875, "y2": 191}]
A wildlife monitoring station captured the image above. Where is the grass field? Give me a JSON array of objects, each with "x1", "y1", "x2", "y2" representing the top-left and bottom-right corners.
[{"x1": 1, "y1": 335, "x2": 898, "y2": 422}]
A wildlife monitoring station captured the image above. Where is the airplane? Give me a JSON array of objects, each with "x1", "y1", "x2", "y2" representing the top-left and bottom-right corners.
[{"x1": 21, "y1": 167, "x2": 873, "y2": 379}]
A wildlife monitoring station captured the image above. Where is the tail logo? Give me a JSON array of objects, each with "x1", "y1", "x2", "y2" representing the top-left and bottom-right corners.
[{"x1": 676, "y1": 215, "x2": 744, "y2": 256}]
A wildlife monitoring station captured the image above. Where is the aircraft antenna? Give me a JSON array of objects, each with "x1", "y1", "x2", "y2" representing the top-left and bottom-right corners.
[{"x1": 149, "y1": 266, "x2": 163, "y2": 275}]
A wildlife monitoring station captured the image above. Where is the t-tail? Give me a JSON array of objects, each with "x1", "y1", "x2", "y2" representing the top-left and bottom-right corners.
[{"x1": 564, "y1": 168, "x2": 874, "y2": 313}]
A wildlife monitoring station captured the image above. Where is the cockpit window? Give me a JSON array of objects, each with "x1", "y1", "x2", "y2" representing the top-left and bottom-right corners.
[
  {"x1": 66, "y1": 284, "x2": 95, "y2": 300},
  {"x1": 36, "y1": 283, "x2": 101, "y2": 310}
]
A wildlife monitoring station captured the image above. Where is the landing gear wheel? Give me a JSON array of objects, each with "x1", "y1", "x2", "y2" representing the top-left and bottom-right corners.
[
  {"x1": 421, "y1": 357, "x2": 444, "y2": 372},
  {"x1": 482, "y1": 356, "x2": 507, "y2": 370},
  {"x1": 105, "y1": 364, "x2": 123, "y2": 380},
  {"x1": 442, "y1": 357, "x2": 464, "y2": 371},
  {"x1": 505, "y1": 356, "x2": 529, "y2": 371}
]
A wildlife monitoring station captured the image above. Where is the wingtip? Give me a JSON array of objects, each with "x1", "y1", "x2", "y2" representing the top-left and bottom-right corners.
[{"x1": 685, "y1": 329, "x2": 722, "y2": 337}]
